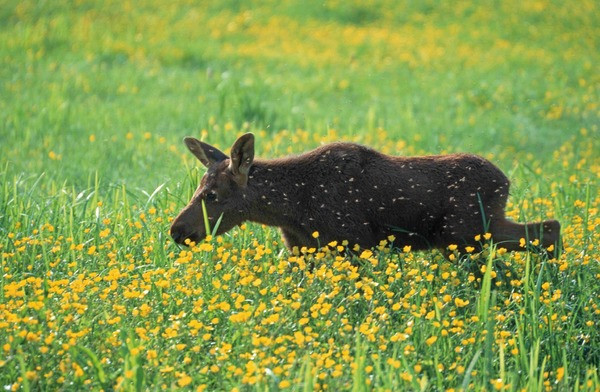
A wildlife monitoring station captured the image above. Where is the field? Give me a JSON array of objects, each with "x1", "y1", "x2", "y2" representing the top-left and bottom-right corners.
[{"x1": 1, "y1": 0, "x2": 599, "y2": 390}]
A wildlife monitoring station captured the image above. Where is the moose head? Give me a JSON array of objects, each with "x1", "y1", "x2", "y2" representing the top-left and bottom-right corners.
[{"x1": 170, "y1": 133, "x2": 255, "y2": 245}]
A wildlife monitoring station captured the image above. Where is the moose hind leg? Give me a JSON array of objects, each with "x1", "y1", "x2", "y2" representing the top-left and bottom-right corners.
[{"x1": 489, "y1": 219, "x2": 561, "y2": 251}]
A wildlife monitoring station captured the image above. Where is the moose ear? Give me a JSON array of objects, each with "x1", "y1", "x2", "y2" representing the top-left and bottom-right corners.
[
  {"x1": 183, "y1": 137, "x2": 228, "y2": 168},
  {"x1": 229, "y1": 133, "x2": 254, "y2": 185}
]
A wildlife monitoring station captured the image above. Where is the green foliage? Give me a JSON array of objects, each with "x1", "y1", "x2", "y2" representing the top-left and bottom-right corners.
[{"x1": 0, "y1": 0, "x2": 599, "y2": 390}]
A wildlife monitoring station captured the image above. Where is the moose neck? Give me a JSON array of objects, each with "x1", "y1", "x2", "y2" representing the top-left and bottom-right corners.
[{"x1": 244, "y1": 159, "x2": 302, "y2": 229}]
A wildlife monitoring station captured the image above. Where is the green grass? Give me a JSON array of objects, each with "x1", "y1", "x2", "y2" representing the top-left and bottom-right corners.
[{"x1": 1, "y1": 0, "x2": 599, "y2": 390}]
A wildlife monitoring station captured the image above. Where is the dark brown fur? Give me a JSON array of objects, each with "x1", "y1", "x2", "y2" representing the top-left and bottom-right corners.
[{"x1": 171, "y1": 133, "x2": 560, "y2": 253}]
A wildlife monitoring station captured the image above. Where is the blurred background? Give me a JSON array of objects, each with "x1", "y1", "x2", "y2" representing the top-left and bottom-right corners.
[{"x1": 0, "y1": 0, "x2": 598, "y2": 191}]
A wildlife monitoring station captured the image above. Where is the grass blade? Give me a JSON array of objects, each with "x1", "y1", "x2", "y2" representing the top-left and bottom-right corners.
[
  {"x1": 461, "y1": 349, "x2": 482, "y2": 391},
  {"x1": 201, "y1": 199, "x2": 211, "y2": 235}
]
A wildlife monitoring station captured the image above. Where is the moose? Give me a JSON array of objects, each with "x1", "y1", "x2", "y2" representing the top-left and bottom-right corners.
[{"x1": 170, "y1": 133, "x2": 560, "y2": 254}]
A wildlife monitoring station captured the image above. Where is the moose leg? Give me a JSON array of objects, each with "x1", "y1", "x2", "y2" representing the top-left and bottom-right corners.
[
  {"x1": 281, "y1": 228, "x2": 314, "y2": 252},
  {"x1": 489, "y1": 219, "x2": 560, "y2": 251}
]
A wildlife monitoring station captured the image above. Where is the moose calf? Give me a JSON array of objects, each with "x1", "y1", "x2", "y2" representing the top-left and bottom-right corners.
[{"x1": 171, "y1": 133, "x2": 560, "y2": 254}]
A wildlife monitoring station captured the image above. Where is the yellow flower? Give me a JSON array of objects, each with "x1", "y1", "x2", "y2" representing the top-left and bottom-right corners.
[
  {"x1": 425, "y1": 336, "x2": 438, "y2": 346},
  {"x1": 312, "y1": 231, "x2": 319, "y2": 238},
  {"x1": 556, "y1": 367, "x2": 565, "y2": 382},
  {"x1": 492, "y1": 378, "x2": 504, "y2": 390},
  {"x1": 386, "y1": 358, "x2": 401, "y2": 369},
  {"x1": 359, "y1": 250, "x2": 373, "y2": 259},
  {"x1": 294, "y1": 331, "x2": 305, "y2": 347},
  {"x1": 73, "y1": 363, "x2": 84, "y2": 377},
  {"x1": 559, "y1": 261, "x2": 568, "y2": 272},
  {"x1": 177, "y1": 373, "x2": 192, "y2": 387}
]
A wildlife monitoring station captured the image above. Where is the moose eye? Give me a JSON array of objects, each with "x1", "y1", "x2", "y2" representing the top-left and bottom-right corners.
[{"x1": 205, "y1": 192, "x2": 217, "y2": 202}]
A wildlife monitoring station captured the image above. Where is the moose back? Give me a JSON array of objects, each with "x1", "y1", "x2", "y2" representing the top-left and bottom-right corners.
[{"x1": 170, "y1": 133, "x2": 560, "y2": 253}]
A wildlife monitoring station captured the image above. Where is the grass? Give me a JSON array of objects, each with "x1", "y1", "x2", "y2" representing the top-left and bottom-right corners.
[{"x1": 0, "y1": 0, "x2": 599, "y2": 390}]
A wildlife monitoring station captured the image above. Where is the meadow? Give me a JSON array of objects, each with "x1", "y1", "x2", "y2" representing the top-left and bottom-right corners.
[{"x1": 1, "y1": 0, "x2": 599, "y2": 390}]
